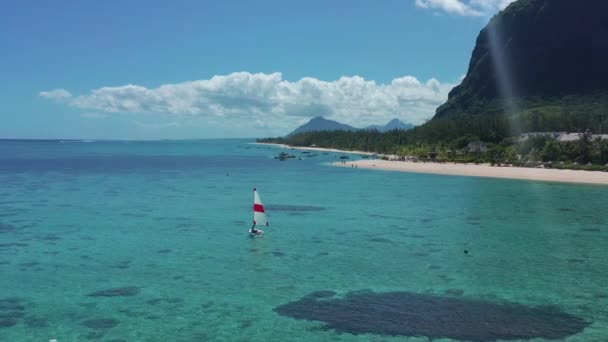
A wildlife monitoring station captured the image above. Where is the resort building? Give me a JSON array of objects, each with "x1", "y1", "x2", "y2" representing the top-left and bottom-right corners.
[{"x1": 519, "y1": 132, "x2": 608, "y2": 143}]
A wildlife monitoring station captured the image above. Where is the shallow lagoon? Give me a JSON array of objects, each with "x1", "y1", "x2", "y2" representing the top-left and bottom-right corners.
[{"x1": 0, "y1": 139, "x2": 607, "y2": 341}]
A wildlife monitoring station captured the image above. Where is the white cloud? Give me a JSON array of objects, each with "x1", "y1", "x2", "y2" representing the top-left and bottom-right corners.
[
  {"x1": 40, "y1": 72, "x2": 457, "y2": 133},
  {"x1": 415, "y1": 0, "x2": 482, "y2": 16},
  {"x1": 39, "y1": 88, "x2": 72, "y2": 100},
  {"x1": 415, "y1": 0, "x2": 515, "y2": 17},
  {"x1": 470, "y1": 0, "x2": 516, "y2": 12}
]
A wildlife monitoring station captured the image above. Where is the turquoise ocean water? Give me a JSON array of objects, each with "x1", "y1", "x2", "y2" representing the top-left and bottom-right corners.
[{"x1": 0, "y1": 139, "x2": 607, "y2": 341}]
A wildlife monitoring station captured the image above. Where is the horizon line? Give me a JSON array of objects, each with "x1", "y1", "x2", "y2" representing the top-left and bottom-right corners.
[{"x1": 0, "y1": 137, "x2": 260, "y2": 142}]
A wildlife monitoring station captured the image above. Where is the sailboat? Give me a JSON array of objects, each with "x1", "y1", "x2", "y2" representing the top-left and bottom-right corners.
[{"x1": 250, "y1": 188, "x2": 268, "y2": 236}]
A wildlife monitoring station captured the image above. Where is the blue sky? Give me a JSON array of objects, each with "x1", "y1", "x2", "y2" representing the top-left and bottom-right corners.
[{"x1": 0, "y1": 0, "x2": 512, "y2": 139}]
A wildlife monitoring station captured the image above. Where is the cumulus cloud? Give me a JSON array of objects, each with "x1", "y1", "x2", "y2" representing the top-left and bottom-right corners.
[
  {"x1": 415, "y1": 0, "x2": 515, "y2": 17},
  {"x1": 40, "y1": 72, "x2": 457, "y2": 132},
  {"x1": 39, "y1": 88, "x2": 72, "y2": 100}
]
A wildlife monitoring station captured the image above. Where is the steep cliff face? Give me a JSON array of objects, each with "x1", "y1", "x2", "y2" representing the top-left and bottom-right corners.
[{"x1": 435, "y1": 0, "x2": 608, "y2": 119}]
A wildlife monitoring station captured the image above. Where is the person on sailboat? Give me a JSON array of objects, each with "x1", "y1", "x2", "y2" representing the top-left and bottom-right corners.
[
  {"x1": 249, "y1": 225, "x2": 264, "y2": 236},
  {"x1": 250, "y1": 188, "x2": 268, "y2": 236}
]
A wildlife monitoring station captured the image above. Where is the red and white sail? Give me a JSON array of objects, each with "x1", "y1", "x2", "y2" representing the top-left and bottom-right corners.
[{"x1": 253, "y1": 188, "x2": 269, "y2": 227}]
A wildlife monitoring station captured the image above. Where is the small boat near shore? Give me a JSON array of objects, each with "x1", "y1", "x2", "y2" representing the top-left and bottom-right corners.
[{"x1": 275, "y1": 151, "x2": 297, "y2": 161}]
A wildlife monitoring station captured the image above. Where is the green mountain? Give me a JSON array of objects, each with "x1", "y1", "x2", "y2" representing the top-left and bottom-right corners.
[
  {"x1": 287, "y1": 116, "x2": 357, "y2": 136},
  {"x1": 428, "y1": 0, "x2": 608, "y2": 139}
]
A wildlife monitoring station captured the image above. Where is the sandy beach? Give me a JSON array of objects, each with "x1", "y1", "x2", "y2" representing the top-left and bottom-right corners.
[{"x1": 335, "y1": 159, "x2": 608, "y2": 185}]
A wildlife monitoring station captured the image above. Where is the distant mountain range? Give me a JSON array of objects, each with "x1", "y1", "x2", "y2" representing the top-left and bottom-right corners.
[
  {"x1": 288, "y1": 117, "x2": 357, "y2": 136},
  {"x1": 287, "y1": 116, "x2": 413, "y2": 136},
  {"x1": 364, "y1": 118, "x2": 414, "y2": 132}
]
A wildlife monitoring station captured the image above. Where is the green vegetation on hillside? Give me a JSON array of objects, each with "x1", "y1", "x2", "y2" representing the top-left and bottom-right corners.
[{"x1": 412, "y1": 93, "x2": 608, "y2": 144}]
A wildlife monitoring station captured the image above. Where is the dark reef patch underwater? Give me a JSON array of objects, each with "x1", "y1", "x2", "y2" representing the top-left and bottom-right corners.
[
  {"x1": 273, "y1": 290, "x2": 589, "y2": 341},
  {"x1": 87, "y1": 286, "x2": 140, "y2": 297}
]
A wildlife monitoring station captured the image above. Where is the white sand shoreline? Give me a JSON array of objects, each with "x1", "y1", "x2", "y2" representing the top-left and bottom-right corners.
[
  {"x1": 336, "y1": 159, "x2": 608, "y2": 185},
  {"x1": 254, "y1": 142, "x2": 608, "y2": 185}
]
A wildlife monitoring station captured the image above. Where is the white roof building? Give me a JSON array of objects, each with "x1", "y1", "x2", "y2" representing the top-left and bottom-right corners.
[{"x1": 556, "y1": 133, "x2": 582, "y2": 142}]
